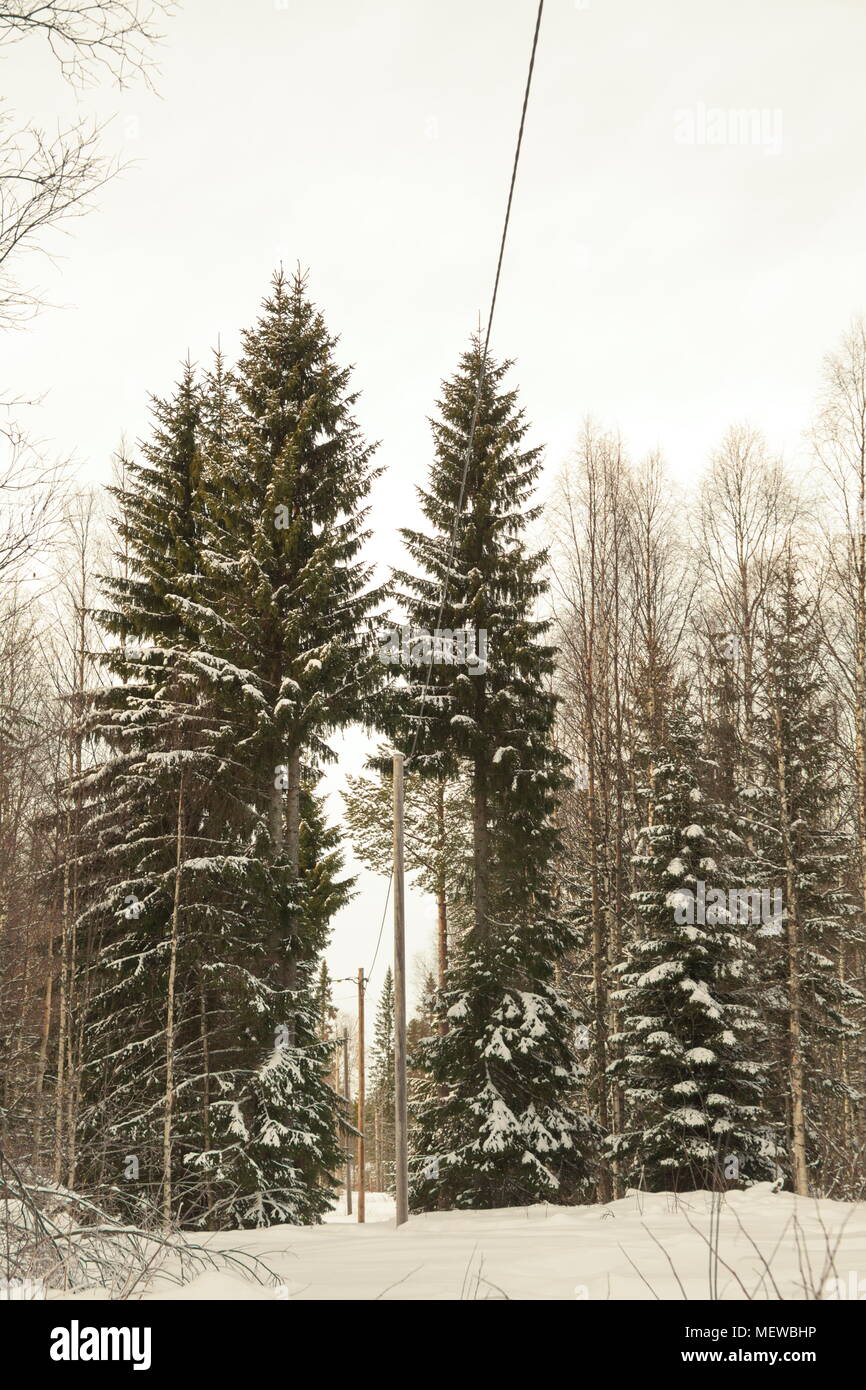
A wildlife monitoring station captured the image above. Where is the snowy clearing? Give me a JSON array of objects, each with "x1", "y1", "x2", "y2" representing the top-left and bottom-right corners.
[{"x1": 52, "y1": 1185, "x2": 866, "y2": 1301}]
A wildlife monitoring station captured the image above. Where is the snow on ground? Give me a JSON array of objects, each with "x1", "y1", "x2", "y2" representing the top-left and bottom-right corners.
[
  {"x1": 56, "y1": 1185, "x2": 866, "y2": 1301},
  {"x1": 324, "y1": 1191, "x2": 396, "y2": 1224}
]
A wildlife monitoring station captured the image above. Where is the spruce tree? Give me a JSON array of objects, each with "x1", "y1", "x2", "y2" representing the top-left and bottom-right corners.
[
  {"x1": 609, "y1": 720, "x2": 777, "y2": 1191},
  {"x1": 72, "y1": 363, "x2": 239, "y2": 1223},
  {"x1": 191, "y1": 265, "x2": 385, "y2": 862},
  {"x1": 72, "y1": 268, "x2": 380, "y2": 1227},
  {"x1": 394, "y1": 343, "x2": 592, "y2": 1209},
  {"x1": 174, "y1": 270, "x2": 383, "y2": 1223}
]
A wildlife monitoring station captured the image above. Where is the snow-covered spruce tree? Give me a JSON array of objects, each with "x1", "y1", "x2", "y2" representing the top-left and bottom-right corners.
[
  {"x1": 190, "y1": 270, "x2": 385, "y2": 873},
  {"x1": 70, "y1": 363, "x2": 244, "y2": 1222},
  {"x1": 185, "y1": 787, "x2": 353, "y2": 1229},
  {"x1": 609, "y1": 719, "x2": 777, "y2": 1191},
  {"x1": 392, "y1": 342, "x2": 593, "y2": 1209},
  {"x1": 168, "y1": 270, "x2": 384, "y2": 1224},
  {"x1": 742, "y1": 552, "x2": 862, "y2": 1195},
  {"x1": 72, "y1": 286, "x2": 371, "y2": 1227}
]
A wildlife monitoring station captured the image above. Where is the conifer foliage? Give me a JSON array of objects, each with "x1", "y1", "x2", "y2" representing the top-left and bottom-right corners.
[
  {"x1": 70, "y1": 271, "x2": 378, "y2": 1228},
  {"x1": 744, "y1": 552, "x2": 861, "y2": 1192},
  {"x1": 609, "y1": 723, "x2": 776, "y2": 1191},
  {"x1": 394, "y1": 344, "x2": 593, "y2": 1209}
]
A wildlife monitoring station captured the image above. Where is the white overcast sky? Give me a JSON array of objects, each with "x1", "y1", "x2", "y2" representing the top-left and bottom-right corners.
[{"x1": 4, "y1": 0, "x2": 866, "y2": 1012}]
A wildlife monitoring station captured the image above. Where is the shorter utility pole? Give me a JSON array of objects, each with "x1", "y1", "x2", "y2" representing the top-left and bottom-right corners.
[
  {"x1": 342, "y1": 1031, "x2": 352, "y2": 1217},
  {"x1": 357, "y1": 968, "x2": 366, "y2": 1224},
  {"x1": 393, "y1": 752, "x2": 409, "y2": 1226}
]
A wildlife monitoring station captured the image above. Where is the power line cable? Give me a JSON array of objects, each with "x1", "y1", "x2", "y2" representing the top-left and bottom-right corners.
[
  {"x1": 406, "y1": 0, "x2": 545, "y2": 768},
  {"x1": 365, "y1": 0, "x2": 545, "y2": 988}
]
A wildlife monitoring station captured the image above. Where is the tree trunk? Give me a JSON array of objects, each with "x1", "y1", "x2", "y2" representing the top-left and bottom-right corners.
[
  {"x1": 269, "y1": 758, "x2": 285, "y2": 855},
  {"x1": 286, "y1": 747, "x2": 301, "y2": 874},
  {"x1": 771, "y1": 703, "x2": 809, "y2": 1196},
  {"x1": 52, "y1": 854, "x2": 71, "y2": 1184},
  {"x1": 199, "y1": 968, "x2": 214, "y2": 1224},
  {"x1": 472, "y1": 758, "x2": 489, "y2": 941},
  {"x1": 31, "y1": 956, "x2": 53, "y2": 1168},
  {"x1": 587, "y1": 749, "x2": 612, "y2": 1203},
  {"x1": 163, "y1": 775, "x2": 185, "y2": 1230}
]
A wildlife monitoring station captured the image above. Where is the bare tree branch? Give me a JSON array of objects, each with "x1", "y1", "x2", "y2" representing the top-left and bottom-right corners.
[
  {"x1": 0, "y1": 110, "x2": 115, "y2": 326},
  {"x1": 0, "y1": 1, "x2": 174, "y2": 89}
]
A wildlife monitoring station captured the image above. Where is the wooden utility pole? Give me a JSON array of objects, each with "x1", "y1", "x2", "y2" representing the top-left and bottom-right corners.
[
  {"x1": 356, "y1": 968, "x2": 366, "y2": 1223},
  {"x1": 393, "y1": 752, "x2": 409, "y2": 1227},
  {"x1": 342, "y1": 1031, "x2": 352, "y2": 1216}
]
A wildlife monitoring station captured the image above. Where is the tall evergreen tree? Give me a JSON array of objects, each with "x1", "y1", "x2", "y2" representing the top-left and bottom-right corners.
[
  {"x1": 72, "y1": 269, "x2": 379, "y2": 1227},
  {"x1": 190, "y1": 266, "x2": 385, "y2": 867},
  {"x1": 393, "y1": 343, "x2": 592, "y2": 1209},
  {"x1": 72, "y1": 363, "x2": 236, "y2": 1222},
  {"x1": 172, "y1": 269, "x2": 383, "y2": 1223}
]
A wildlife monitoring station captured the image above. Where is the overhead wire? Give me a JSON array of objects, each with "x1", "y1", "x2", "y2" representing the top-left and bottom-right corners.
[{"x1": 364, "y1": 0, "x2": 546, "y2": 990}]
